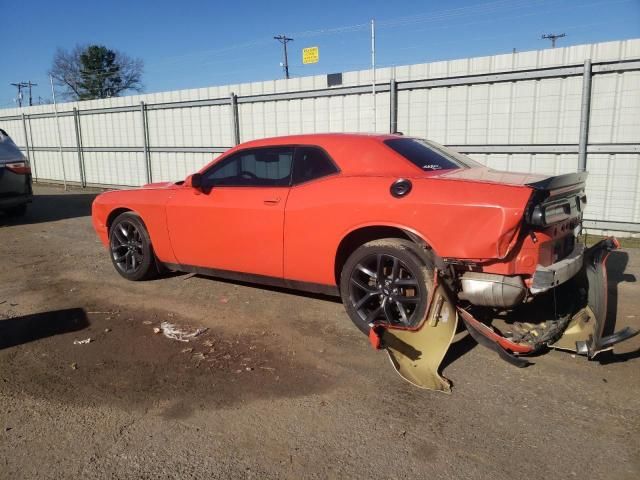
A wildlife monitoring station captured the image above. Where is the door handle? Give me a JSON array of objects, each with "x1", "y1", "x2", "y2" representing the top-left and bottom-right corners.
[{"x1": 263, "y1": 197, "x2": 281, "y2": 205}]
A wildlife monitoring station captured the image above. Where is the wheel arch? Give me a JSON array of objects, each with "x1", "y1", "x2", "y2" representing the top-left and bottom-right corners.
[
  {"x1": 106, "y1": 207, "x2": 134, "y2": 232},
  {"x1": 334, "y1": 224, "x2": 437, "y2": 287},
  {"x1": 106, "y1": 207, "x2": 155, "y2": 242},
  {"x1": 105, "y1": 207, "x2": 166, "y2": 276}
]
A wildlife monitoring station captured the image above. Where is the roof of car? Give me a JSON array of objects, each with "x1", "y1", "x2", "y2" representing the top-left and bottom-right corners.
[
  {"x1": 224, "y1": 133, "x2": 412, "y2": 176},
  {"x1": 237, "y1": 133, "x2": 398, "y2": 147}
]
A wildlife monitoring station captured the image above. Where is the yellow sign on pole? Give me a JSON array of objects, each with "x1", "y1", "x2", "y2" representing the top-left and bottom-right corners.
[{"x1": 302, "y1": 46, "x2": 319, "y2": 64}]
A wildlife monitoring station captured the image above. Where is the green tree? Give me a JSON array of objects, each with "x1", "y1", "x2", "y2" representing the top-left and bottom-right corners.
[{"x1": 50, "y1": 44, "x2": 144, "y2": 101}]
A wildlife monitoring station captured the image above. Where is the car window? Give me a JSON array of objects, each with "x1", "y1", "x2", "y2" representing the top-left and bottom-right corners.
[
  {"x1": 384, "y1": 138, "x2": 471, "y2": 171},
  {"x1": 423, "y1": 140, "x2": 483, "y2": 168},
  {"x1": 204, "y1": 147, "x2": 294, "y2": 187},
  {"x1": 292, "y1": 147, "x2": 339, "y2": 184}
]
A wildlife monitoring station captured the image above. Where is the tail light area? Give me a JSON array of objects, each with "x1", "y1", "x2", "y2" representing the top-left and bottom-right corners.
[
  {"x1": 4, "y1": 161, "x2": 31, "y2": 175},
  {"x1": 522, "y1": 174, "x2": 588, "y2": 268},
  {"x1": 454, "y1": 173, "x2": 591, "y2": 306},
  {"x1": 473, "y1": 218, "x2": 581, "y2": 278},
  {"x1": 528, "y1": 192, "x2": 587, "y2": 227}
]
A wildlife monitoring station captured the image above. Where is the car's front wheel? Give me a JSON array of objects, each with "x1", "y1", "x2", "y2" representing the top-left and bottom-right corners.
[
  {"x1": 340, "y1": 239, "x2": 434, "y2": 335},
  {"x1": 109, "y1": 212, "x2": 158, "y2": 281}
]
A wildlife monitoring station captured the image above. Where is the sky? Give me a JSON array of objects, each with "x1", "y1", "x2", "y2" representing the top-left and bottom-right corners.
[{"x1": 2, "y1": 0, "x2": 639, "y2": 107}]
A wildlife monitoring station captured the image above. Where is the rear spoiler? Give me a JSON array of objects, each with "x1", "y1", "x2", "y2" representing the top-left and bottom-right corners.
[{"x1": 526, "y1": 172, "x2": 588, "y2": 191}]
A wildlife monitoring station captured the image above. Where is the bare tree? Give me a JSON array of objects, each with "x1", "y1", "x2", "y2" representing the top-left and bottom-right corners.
[{"x1": 49, "y1": 44, "x2": 144, "y2": 101}]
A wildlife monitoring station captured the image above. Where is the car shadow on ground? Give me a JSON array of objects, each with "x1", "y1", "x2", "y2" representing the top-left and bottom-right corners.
[
  {"x1": 0, "y1": 191, "x2": 98, "y2": 226},
  {"x1": 188, "y1": 273, "x2": 343, "y2": 303},
  {"x1": 0, "y1": 308, "x2": 89, "y2": 349},
  {"x1": 440, "y1": 331, "x2": 477, "y2": 371}
]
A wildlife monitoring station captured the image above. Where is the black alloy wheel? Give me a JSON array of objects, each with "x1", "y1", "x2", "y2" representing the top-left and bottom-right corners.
[
  {"x1": 340, "y1": 239, "x2": 433, "y2": 334},
  {"x1": 109, "y1": 212, "x2": 158, "y2": 281}
]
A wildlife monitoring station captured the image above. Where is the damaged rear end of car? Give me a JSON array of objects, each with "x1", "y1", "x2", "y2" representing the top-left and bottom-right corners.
[
  {"x1": 456, "y1": 172, "x2": 636, "y2": 359},
  {"x1": 370, "y1": 169, "x2": 638, "y2": 391}
]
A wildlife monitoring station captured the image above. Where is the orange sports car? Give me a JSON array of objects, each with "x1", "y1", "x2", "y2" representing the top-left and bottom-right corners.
[{"x1": 92, "y1": 133, "x2": 636, "y2": 385}]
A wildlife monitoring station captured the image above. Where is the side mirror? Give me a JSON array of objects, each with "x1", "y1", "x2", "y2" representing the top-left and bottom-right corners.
[{"x1": 191, "y1": 173, "x2": 203, "y2": 189}]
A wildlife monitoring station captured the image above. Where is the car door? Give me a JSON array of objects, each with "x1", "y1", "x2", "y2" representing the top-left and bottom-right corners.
[
  {"x1": 283, "y1": 146, "x2": 341, "y2": 285},
  {"x1": 165, "y1": 146, "x2": 294, "y2": 278}
]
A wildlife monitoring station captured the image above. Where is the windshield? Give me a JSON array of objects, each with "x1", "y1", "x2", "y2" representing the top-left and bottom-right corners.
[{"x1": 384, "y1": 138, "x2": 482, "y2": 172}]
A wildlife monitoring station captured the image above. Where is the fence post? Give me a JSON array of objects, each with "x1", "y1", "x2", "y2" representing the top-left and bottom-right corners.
[
  {"x1": 73, "y1": 108, "x2": 86, "y2": 187},
  {"x1": 26, "y1": 116, "x2": 38, "y2": 181},
  {"x1": 389, "y1": 78, "x2": 398, "y2": 134},
  {"x1": 21, "y1": 112, "x2": 31, "y2": 166},
  {"x1": 230, "y1": 92, "x2": 240, "y2": 145},
  {"x1": 578, "y1": 59, "x2": 592, "y2": 172},
  {"x1": 140, "y1": 101, "x2": 152, "y2": 183}
]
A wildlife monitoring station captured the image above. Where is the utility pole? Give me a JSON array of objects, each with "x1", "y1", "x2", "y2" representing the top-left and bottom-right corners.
[
  {"x1": 49, "y1": 75, "x2": 68, "y2": 191},
  {"x1": 26, "y1": 81, "x2": 37, "y2": 106},
  {"x1": 10, "y1": 82, "x2": 25, "y2": 107},
  {"x1": 274, "y1": 34, "x2": 293, "y2": 79},
  {"x1": 371, "y1": 18, "x2": 376, "y2": 132},
  {"x1": 10, "y1": 81, "x2": 38, "y2": 107},
  {"x1": 541, "y1": 33, "x2": 566, "y2": 48}
]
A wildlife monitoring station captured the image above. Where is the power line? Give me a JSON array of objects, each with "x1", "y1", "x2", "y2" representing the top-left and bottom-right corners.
[
  {"x1": 6, "y1": 0, "x2": 622, "y2": 102},
  {"x1": 541, "y1": 33, "x2": 566, "y2": 48},
  {"x1": 149, "y1": 0, "x2": 547, "y2": 71},
  {"x1": 289, "y1": 0, "x2": 545, "y2": 38},
  {"x1": 273, "y1": 34, "x2": 294, "y2": 80},
  {"x1": 377, "y1": 0, "x2": 538, "y2": 29},
  {"x1": 147, "y1": 38, "x2": 272, "y2": 69},
  {"x1": 139, "y1": 0, "x2": 565, "y2": 74}
]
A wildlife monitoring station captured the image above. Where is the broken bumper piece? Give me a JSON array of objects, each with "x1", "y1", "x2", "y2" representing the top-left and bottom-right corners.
[
  {"x1": 369, "y1": 237, "x2": 638, "y2": 392},
  {"x1": 368, "y1": 283, "x2": 458, "y2": 393},
  {"x1": 530, "y1": 243, "x2": 584, "y2": 294},
  {"x1": 550, "y1": 237, "x2": 639, "y2": 358},
  {"x1": 457, "y1": 308, "x2": 532, "y2": 368},
  {"x1": 460, "y1": 237, "x2": 638, "y2": 362}
]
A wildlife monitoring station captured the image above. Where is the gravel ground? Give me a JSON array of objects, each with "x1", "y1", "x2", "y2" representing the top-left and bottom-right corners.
[{"x1": 1, "y1": 184, "x2": 639, "y2": 480}]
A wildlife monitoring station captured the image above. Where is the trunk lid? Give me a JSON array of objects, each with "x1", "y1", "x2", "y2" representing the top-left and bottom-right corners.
[
  {"x1": 438, "y1": 168, "x2": 588, "y2": 228},
  {"x1": 437, "y1": 166, "x2": 549, "y2": 187}
]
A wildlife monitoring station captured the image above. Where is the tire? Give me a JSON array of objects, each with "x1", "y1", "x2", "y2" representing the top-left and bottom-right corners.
[
  {"x1": 108, "y1": 212, "x2": 158, "y2": 281},
  {"x1": 5, "y1": 203, "x2": 27, "y2": 217},
  {"x1": 339, "y1": 238, "x2": 434, "y2": 335}
]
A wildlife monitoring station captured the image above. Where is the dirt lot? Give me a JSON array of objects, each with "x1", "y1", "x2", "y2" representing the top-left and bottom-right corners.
[{"x1": 1, "y1": 184, "x2": 639, "y2": 479}]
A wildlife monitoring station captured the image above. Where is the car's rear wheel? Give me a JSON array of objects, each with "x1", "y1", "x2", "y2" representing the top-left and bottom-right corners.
[
  {"x1": 340, "y1": 239, "x2": 434, "y2": 335},
  {"x1": 109, "y1": 212, "x2": 158, "y2": 281}
]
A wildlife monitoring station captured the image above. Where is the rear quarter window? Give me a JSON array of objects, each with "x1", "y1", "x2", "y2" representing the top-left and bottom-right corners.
[
  {"x1": 384, "y1": 138, "x2": 463, "y2": 172},
  {"x1": 292, "y1": 147, "x2": 339, "y2": 184}
]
